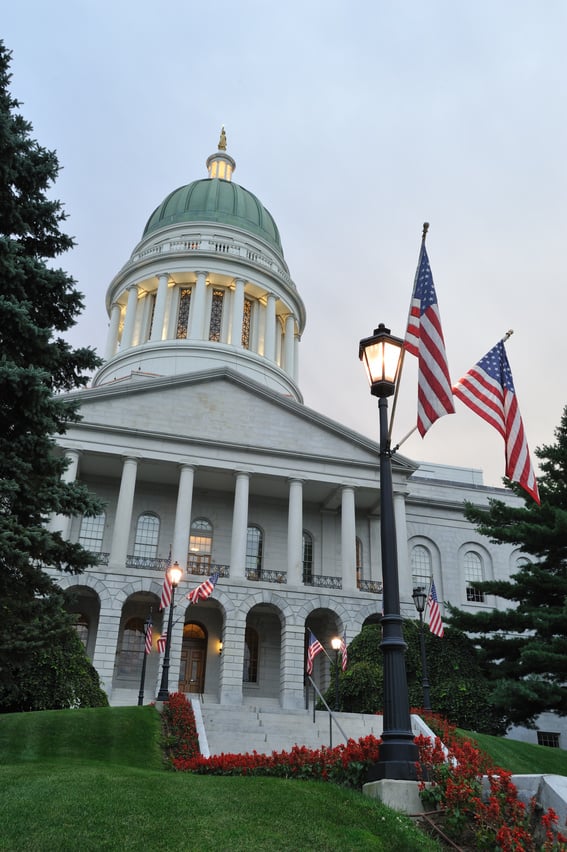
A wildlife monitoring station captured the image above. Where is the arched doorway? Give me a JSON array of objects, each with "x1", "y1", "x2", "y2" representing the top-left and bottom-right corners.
[{"x1": 180, "y1": 623, "x2": 207, "y2": 693}]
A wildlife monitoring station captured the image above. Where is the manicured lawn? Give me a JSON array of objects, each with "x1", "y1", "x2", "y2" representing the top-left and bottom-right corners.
[
  {"x1": 0, "y1": 706, "x2": 440, "y2": 852},
  {"x1": 460, "y1": 728, "x2": 567, "y2": 775}
]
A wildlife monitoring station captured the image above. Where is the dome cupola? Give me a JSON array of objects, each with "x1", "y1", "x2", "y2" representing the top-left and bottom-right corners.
[{"x1": 95, "y1": 131, "x2": 305, "y2": 401}]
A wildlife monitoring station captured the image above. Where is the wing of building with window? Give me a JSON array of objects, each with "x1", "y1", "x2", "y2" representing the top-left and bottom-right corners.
[{"x1": 49, "y1": 134, "x2": 561, "y2": 748}]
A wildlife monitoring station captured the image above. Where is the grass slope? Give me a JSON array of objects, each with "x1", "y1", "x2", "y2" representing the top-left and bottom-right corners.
[
  {"x1": 460, "y1": 728, "x2": 567, "y2": 775},
  {"x1": 0, "y1": 707, "x2": 440, "y2": 852}
]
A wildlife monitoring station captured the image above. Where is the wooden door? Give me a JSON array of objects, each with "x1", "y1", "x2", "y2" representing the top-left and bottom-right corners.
[{"x1": 179, "y1": 644, "x2": 205, "y2": 693}]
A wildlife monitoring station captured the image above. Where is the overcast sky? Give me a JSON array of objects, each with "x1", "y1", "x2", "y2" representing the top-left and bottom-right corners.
[{"x1": 4, "y1": 1, "x2": 566, "y2": 490}]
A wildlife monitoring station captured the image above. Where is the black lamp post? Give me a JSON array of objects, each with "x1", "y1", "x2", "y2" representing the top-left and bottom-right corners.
[
  {"x1": 331, "y1": 636, "x2": 342, "y2": 710},
  {"x1": 412, "y1": 587, "x2": 431, "y2": 712},
  {"x1": 359, "y1": 323, "x2": 420, "y2": 781},
  {"x1": 156, "y1": 561, "x2": 184, "y2": 702}
]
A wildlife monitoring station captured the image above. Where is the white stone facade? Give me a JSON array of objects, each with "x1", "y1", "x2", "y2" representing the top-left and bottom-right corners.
[{"x1": 49, "y1": 140, "x2": 564, "y2": 749}]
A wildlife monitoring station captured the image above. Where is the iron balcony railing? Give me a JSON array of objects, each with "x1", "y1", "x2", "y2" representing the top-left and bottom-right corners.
[
  {"x1": 125, "y1": 555, "x2": 170, "y2": 571},
  {"x1": 358, "y1": 579, "x2": 383, "y2": 594},
  {"x1": 303, "y1": 574, "x2": 342, "y2": 590},
  {"x1": 246, "y1": 568, "x2": 287, "y2": 584},
  {"x1": 188, "y1": 562, "x2": 230, "y2": 579}
]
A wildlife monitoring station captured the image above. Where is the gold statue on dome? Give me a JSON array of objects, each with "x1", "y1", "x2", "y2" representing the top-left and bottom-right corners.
[{"x1": 218, "y1": 126, "x2": 227, "y2": 151}]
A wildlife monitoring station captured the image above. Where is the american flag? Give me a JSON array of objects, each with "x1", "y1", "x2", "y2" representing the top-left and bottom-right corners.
[
  {"x1": 405, "y1": 241, "x2": 455, "y2": 436},
  {"x1": 427, "y1": 581, "x2": 444, "y2": 638},
  {"x1": 144, "y1": 617, "x2": 153, "y2": 655},
  {"x1": 159, "y1": 548, "x2": 173, "y2": 611},
  {"x1": 453, "y1": 339, "x2": 540, "y2": 504},
  {"x1": 340, "y1": 630, "x2": 348, "y2": 672},
  {"x1": 306, "y1": 630, "x2": 323, "y2": 675},
  {"x1": 187, "y1": 572, "x2": 219, "y2": 605},
  {"x1": 157, "y1": 632, "x2": 167, "y2": 654}
]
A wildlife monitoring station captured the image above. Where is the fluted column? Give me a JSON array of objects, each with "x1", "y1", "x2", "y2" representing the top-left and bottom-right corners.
[
  {"x1": 151, "y1": 273, "x2": 169, "y2": 342},
  {"x1": 230, "y1": 278, "x2": 245, "y2": 346},
  {"x1": 341, "y1": 485, "x2": 357, "y2": 592},
  {"x1": 172, "y1": 465, "x2": 195, "y2": 570},
  {"x1": 49, "y1": 449, "x2": 81, "y2": 538},
  {"x1": 394, "y1": 490, "x2": 411, "y2": 600},
  {"x1": 120, "y1": 285, "x2": 139, "y2": 350},
  {"x1": 108, "y1": 457, "x2": 138, "y2": 567},
  {"x1": 264, "y1": 293, "x2": 277, "y2": 360},
  {"x1": 287, "y1": 479, "x2": 303, "y2": 586},
  {"x1": 230, "y1": 472, "x2": 250, "y2": 579},
  {"x1": 105, "y1": 304, "x2": 121, "y2": 360},
  {"x1": 189, "y1": 271, "x2": 207, "y2": 339},
  {"x1": 283, "y1": 314, "x2": 295, "y2": 375}
]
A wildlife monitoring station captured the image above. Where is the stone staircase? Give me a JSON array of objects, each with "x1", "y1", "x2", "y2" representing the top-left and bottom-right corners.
[{"x1": 193, "y1": 697, "x2": 383, "y2": 756}]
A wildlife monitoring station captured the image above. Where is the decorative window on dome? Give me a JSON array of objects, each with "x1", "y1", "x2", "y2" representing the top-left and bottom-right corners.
[
  {"x1": 176, "y1": 288, "x2": 192, "y2": 339},
  {"x1": 241, "y1": 298, "x2": 252, "y2": 349},
  {"x1": 209, "y1": 289, "x2": 225, "y2": 342}
]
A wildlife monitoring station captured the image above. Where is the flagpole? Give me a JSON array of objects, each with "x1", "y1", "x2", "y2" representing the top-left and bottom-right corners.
[{"x1": 388, "y1": 222, "x2": 429, "y2": 444}]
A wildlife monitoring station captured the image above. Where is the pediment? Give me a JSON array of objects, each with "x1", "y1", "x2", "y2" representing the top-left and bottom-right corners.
[{"x1": 69, "y1": 368, "x2": 416, "y2": 472}]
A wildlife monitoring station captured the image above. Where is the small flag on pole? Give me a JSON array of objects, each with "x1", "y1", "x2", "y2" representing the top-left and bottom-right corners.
[
  {"x1": 159, "y1": 547, "x2": 173, "y2": 611},
  {"x1": 144, "y1": 616, "x2": 153, "y2": 655},
  {"x1": 340, "y1": 630, "x2": 348, "y2": 672},
  {"x1": 452, "y1": 337, "x2": 540, "y2": 504},
  {"x1": 404, "y1": 229, "x2": 455, "y2": 436},
  {"x1": 157, "y1": 632, "x2": 167, "y2": 654},
  {"x1": 306, "y1": 630, "x2": 323, "y2": 675},
  {"x1": 187, "y1": 572, "x2": 219, "y2": 605},
  {"x1": 427, "y1": 581, "x2": 444, "y2": 638}
]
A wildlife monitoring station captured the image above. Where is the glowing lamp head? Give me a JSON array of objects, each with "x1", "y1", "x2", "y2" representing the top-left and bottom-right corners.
[
  {"x1": 412, "y1": 586, "x2": 427, "y2": 614},
  {"x1": 168, "y1": 561, "x2": 184, "y2": 587},
  {"x1": 359, "y1": 323, "x2": 404, "y2": 398}
]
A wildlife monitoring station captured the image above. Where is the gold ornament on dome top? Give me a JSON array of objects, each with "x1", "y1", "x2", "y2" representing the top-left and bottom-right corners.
[{"x1": 218, "y1": 126, "x2": 227, "y2": 151}]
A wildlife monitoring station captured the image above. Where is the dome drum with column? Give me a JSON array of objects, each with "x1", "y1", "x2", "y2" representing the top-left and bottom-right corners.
[{"x1": 96, "y1": 136, "x2": 305, "y2": 400}]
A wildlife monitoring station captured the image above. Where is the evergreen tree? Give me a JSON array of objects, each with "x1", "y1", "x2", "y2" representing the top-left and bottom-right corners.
[
  {"x1": 447, "y1": 406, "x2": 567, "y2": 728},
  {"x1": 0, "y1": 41, "x2": 105, "y2": 710},
  {"x1": 323, "y1": 623, "x2": 504, "y2": 733}
]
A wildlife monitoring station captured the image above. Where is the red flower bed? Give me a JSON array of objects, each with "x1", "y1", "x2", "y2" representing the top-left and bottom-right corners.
[{"x1": 161, "y1": 694, "x2": 567, "y2": 850}]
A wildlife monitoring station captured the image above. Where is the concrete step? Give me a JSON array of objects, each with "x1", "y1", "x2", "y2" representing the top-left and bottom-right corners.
[{"x1": 195, "y1": 700, "x2": 383, "y2": 756}]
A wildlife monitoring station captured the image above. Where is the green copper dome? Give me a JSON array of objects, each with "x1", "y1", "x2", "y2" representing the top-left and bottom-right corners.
[{"x1": 142, "y1": 178, "x2": 283, "y2": 254}]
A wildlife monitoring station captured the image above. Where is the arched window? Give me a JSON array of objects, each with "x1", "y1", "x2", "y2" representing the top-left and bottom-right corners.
[
  {"x1": 133, "y1": 513, "x2": 160, "y2": 559},
  {"x1": 188, "y1": 518, "x2": 213, "y2": 574},
  {"x1": 302, "y1": 531, "x2": 313, "y2": 583},
  {"x1": 464, "y1": 551, "x2": 485, "y2": 602},
  {"x1": 78, "y1": 512, "x2": 106, "y2": 553},
  {"x1": 411, "y1": 544, "x2": 433, "y2": 589},
  {"x1": 246, "y1": 526, "x2": 263, "y2": 578},
  {"x1": 117, "y1": 617, "x2": 144, "y2": 678},
  {"x1": 75, "y1": 614, "x2": 89, "y2": 649},
  {"x1": 356, "y1": 537, "x2": 364, "y2": 587},
  {"x1": 243, "y1": 627, "x2": 259, "y2": 683}
]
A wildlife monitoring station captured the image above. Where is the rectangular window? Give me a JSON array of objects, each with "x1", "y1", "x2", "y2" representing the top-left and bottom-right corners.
[
  {"x1": 176, "y1": 288, "x2": 192, "y2": 339},
  {"x1": 241, "y1": 298, "x2": 252, "y2": 349},
  {"x1": 209, "y1": 289, "x2": 225, "y2": 342},
  {"x1": 537, "y1": 731, "x2": 560, "y2": 748}
]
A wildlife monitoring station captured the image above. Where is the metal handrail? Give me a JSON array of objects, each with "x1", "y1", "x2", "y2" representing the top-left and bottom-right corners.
[{"x1": 306, "y1": 675, "x2": 348, "y2": 749}]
